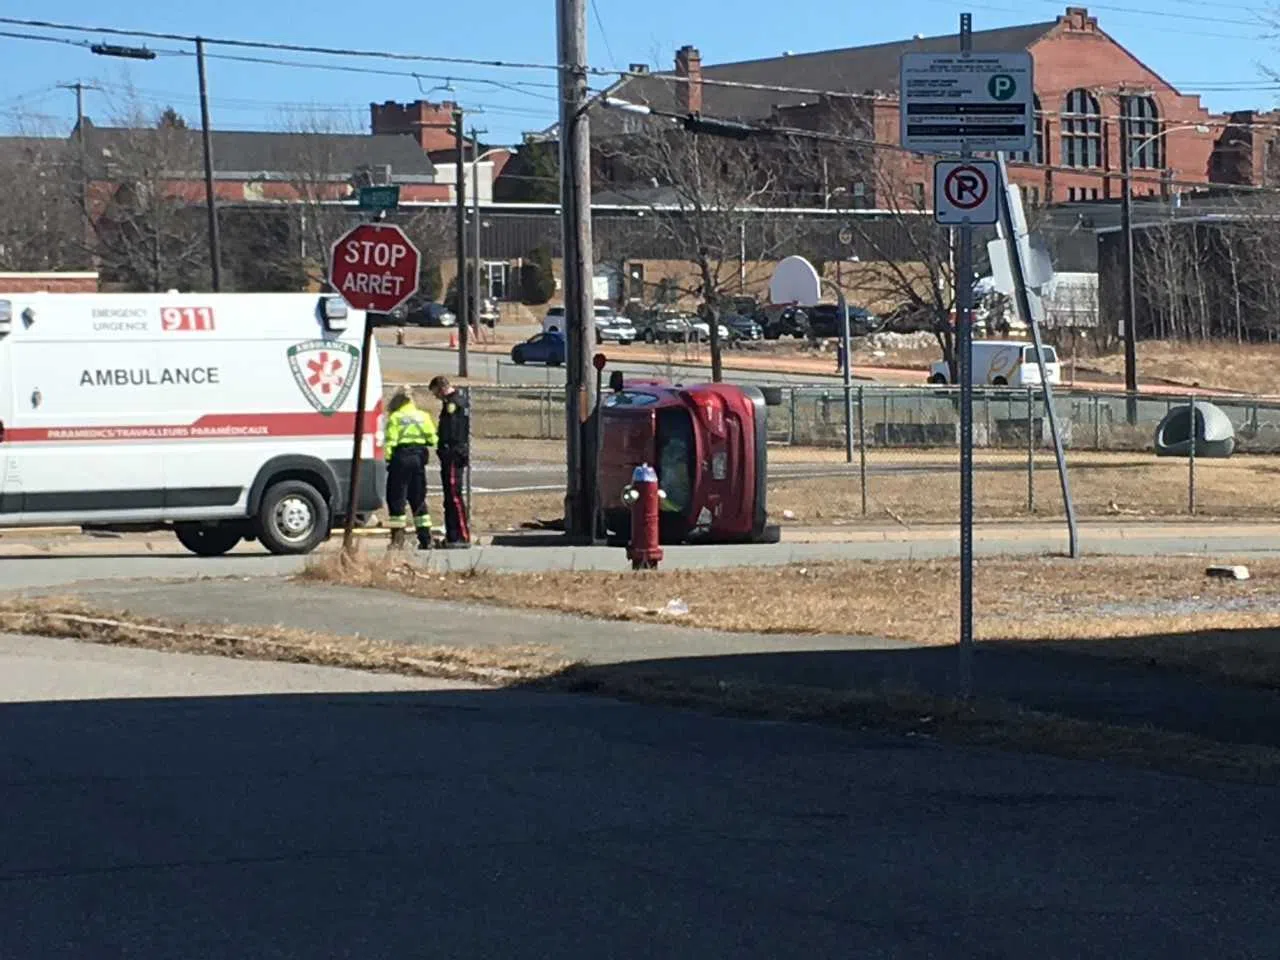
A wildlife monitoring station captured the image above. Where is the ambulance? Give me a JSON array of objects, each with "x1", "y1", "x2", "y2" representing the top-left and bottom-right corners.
[{"x1": 0, "y1": 293, "x2": 385, "y2": 556}]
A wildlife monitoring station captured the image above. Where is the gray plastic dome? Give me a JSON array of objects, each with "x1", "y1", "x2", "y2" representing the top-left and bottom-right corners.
[{"x1": 1154, "y1": 401, "x2": 1236, "y2": 458}]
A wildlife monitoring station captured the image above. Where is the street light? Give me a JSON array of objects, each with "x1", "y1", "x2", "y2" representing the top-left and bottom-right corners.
[
  {"x1": 1120, "y1": 121, "x2": 1211, "y2": 421},
  {"x1": 93, "y1": 37, "x2": 223, "y2": 291}
]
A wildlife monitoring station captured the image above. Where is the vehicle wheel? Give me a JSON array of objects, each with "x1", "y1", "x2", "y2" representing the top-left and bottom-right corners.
[
  {"x1": 174, "y1": 522, "x2": 242, "y2": 557},
  {"x1": 992, "y1": 376, "x2": 1008, "y2": 386},
  {"x1": 255, "y1": 479, "x2": 329, "y2": 555},
  {"x1": 928, "y1": 374, "x2": 947, "y2": 385},
  {"x1": 760, "y1": 386, "x2": 784, "y2": 407},
  {"x1": 756, "y1": 523, "x2": 783, "y2": 544},
  {"x1": 512, "y1": 352, "x2": 525, "y2": 365},
  {"x1": 549, "y1": 358, "x2": 563, "y2": 367}
]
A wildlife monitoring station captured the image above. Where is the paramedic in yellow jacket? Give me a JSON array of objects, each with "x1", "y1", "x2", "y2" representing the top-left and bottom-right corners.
[{"x1": 384, "y1": 385, "x2": 438, "y2": 549}]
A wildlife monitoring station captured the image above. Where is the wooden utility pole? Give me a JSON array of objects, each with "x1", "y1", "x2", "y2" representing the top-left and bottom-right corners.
[
  {"x1": 556, "y1": 0, "x2": 598, "y2": 540},
  {"x1": 195, "y1": 38, "x2": 224, "y2": 291}
]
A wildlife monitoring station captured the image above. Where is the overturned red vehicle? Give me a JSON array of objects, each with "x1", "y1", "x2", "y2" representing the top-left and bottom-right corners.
[{"x1": 599, "y1": 373, "x2": 782, "y2": 545}]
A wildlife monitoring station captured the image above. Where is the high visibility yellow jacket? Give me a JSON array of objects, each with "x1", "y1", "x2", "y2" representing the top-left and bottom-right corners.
[{"x1": 385, "y1": 401, "x2": 438, "y2": 457}]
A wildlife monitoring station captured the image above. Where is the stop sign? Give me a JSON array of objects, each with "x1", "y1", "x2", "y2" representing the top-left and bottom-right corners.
[{"x1": 329, "y1": 223, "x2": 421, "y2": 314}]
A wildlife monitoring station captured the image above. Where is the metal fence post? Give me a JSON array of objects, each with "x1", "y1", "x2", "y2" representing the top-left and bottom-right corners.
[
  {"x1": 1026, "y1": 386, "x2": 1035, "y2": 514},
  {"x1": 1188, "y1": 394, "x2": 1197, "y2": 516},
  {"x1": 788, "y1": 388, "x2": 797, "y2": 445},
  {"x1": 858, "y1": 385, "x2": 868, "y2": 516}
]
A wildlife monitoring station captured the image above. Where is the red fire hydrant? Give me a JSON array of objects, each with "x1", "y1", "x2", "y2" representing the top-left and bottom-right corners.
[{"x1": 622, "y1": 463, "x2": 664, "y2": 570}]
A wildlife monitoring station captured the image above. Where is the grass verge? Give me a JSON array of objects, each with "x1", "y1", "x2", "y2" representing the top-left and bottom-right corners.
[
  {"x1": 300, "y1": 553, "x2": 1280, "y2": 689},
  {"x1": 0, "y1": 595, "x2": 569, "y2": 685}
]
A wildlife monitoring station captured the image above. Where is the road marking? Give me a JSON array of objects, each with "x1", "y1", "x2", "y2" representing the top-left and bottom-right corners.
[{"x1": 470, "y1": 484, "x2": 565, "y2": 494}]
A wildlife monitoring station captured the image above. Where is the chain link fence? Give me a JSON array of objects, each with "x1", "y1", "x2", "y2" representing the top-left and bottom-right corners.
[{"x1": 405, "y1": 384, "x2": 1280, "y2": 529}]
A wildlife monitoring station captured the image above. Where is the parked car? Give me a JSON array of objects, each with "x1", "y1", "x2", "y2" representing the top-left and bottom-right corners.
[
  {"x1": 543, "y1": 304, "x2": 618, "y2": 335},
  {"x1": 759, "y1": 304, "x2": 809, "y2": 340},
  {"x1": 721, "y1": 312, "x2": 763, "y2": 344},
  {"x1": 881, "y1": 303, "x2": 935, "y2": 334},
  {"x1": 635, "y1": 309, "x2": 696, "y2": 343},
  {"x1": 401, "y1": 301, "x2": 456, "y2": 327},
  {"x1": 803, "y1": 303, "x2": 882, "y2": 339},
  {"x1": 511, "y1": 331, "x2": 566, "y2": 366},
  {"x1": 597, "y1": 315, "x2": 637, "y2": 345}
]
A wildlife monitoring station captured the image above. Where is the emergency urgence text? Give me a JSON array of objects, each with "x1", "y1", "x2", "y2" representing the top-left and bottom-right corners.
[{"x1": 79, "y1": 367, "x2": 221, "y2": 387}]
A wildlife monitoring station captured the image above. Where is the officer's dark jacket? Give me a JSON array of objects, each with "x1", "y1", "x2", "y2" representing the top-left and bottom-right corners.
[{"x1": 437, "y1": 391, "x2": 470, "y2": 460}]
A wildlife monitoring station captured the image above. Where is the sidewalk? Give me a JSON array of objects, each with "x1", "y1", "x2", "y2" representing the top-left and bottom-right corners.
[{"x1": 39, "y1": 576, "x2": 1280, "y2": 756}]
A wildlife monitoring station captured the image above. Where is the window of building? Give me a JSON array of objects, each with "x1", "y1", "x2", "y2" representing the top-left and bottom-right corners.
[
  {"x1": 1067, "y1": 187, "x2": 1077, "y2": 201},
  {"x1": 1061, "y1": 89, "x2": 1102, "y2": 169},
  {"x1": 1012, "y1": 95, "x2": 1045, "y2": 164},
  {"x1": 1124, "y1": 95, "x2": 1162, "y2": 170}
]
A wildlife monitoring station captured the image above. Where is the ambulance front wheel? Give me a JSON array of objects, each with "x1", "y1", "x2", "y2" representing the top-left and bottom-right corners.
[
  {"x1": 256, "y1": 479, "x2": 330, "y2": 555},
  {"x1": 174, "y1": 522, "x2": 243, "y2": 557}
]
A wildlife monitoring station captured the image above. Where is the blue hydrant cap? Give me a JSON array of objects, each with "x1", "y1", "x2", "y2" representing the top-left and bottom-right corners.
[{"x1": 632, "y1": 463, "x2": 658, "y2": 483}]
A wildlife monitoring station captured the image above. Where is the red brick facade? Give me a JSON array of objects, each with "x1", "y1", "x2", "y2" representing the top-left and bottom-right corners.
[
  {"x1": 371, "y1": 100, "x2": 461, "y2": 154},
  {"x1": 878, "y1": 7, "x2": 1216, "y2": 206},
  {"x1": 0, "y1": 272, "x2": 99, "y2": 293}
]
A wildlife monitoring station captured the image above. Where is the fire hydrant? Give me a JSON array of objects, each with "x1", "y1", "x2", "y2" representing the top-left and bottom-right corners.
[{"x1": 622, "y1": 463, "x2": 664, "y2": 570}]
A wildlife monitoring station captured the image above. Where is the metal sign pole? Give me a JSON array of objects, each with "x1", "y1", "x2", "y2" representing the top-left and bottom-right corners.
[
  {"x1": 956, "y1": 13, "x2": 975, "y2": 697},
  {"x1": 342, "y1": 315, "x2": 376, "y2": 554}
]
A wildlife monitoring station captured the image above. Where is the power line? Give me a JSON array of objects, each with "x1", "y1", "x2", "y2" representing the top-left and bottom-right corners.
[
  {"x1": 0, "y1": 15, "x2": 574, "y2": 74},
  {"x1": 589, "y1": 0, "x2": 618, "y2": 70}
]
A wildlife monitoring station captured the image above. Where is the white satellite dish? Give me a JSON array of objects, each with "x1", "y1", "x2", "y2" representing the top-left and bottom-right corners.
[{"x1": 769, "y1": 255, "x2": 821, "y2": 307}]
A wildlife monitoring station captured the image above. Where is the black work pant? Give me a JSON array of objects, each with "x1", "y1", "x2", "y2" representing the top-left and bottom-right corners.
[
  {"x1": 386, "y1": 446, "x2": 431, "y2": 542},
  {"x1": 440, "y1": 454, "x2": 470, "y2": 544}
]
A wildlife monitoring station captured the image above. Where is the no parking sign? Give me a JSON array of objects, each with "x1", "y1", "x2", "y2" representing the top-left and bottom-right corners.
[{"x1": 934, "y1": 160, "x2": 999, "y2": 225}]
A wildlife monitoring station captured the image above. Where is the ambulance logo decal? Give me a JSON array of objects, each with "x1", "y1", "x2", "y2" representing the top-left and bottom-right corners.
[{"x1": 288, "y1": 340, "x2": 359, "y2": 416}]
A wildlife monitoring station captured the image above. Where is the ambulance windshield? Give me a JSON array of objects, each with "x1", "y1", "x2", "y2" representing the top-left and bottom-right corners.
[{"x1": 655, "y1": 408, "x2": 695, "y2": 515}]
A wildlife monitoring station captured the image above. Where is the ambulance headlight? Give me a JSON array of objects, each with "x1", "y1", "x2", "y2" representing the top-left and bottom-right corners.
[{"x1": 320, "y1": 296, "x2": 349, "y2": 332}]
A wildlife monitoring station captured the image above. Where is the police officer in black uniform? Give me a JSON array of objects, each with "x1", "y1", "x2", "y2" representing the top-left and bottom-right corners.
[{"x1": 428, "y1": 375, "x2": 471, "y2": 548}]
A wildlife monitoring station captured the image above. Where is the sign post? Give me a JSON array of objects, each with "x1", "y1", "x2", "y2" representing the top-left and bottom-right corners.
[
  {"x1": 902, "y1": 17, "x2": 1033, "y2": 697},
  {"x1": 329, "y1": 222, "x2": 422, "y2": 553}
]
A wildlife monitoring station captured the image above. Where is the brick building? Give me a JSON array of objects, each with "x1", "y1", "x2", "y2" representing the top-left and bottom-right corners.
[{"x1": 595, "y1": 5, "x2": 1247, "y2": 207}]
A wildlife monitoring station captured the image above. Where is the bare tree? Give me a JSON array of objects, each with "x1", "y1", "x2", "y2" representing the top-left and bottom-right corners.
[
  {"x1": 0, "y1": 132, "x2": 84, "y2": 272},
  {"x1": 596, "y1": 118, "x2": 805, "y2": 378},
  {"x1": 88, "y1": 100, "x2": 210, "y2": 291}
]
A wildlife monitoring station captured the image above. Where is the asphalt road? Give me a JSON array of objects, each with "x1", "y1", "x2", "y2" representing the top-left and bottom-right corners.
[
  {"x1": 2, "y1": 631, "x2": 1277, "y2": 958},
  {"x1": 382, "y1": 344, "x2": 855, "y2": 388}
]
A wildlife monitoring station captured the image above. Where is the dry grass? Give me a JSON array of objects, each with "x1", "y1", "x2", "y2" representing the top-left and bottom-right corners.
[
  {"x1": 0, "y1": 593, "x2": 570, "y2": 684},
  {"x1": 1076, "y1": 341, "x2": 1280, "y2": 396},
  {"x1": 774, "y1": 451, "x2": 1280, "y2": 523},
  {"x1": 300, "y1": 554, "x2": 1280, "y2": 688}
]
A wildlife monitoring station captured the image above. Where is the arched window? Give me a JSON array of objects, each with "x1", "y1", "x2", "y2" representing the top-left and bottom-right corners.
[
  {"x1": 1013, "y1": 95, "x2": 1045, "y2": 164},
  {"x1": 1061, "y1": 89, "x2": 1102, "y2": 169},
  {"x1": 1124, "y1": 96, "x2": 1162, "y2": 170}
]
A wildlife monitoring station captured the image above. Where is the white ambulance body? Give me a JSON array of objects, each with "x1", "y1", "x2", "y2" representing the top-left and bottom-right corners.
[{"x1": 0, "y1": 292, "x2": 385, "y2": 556}]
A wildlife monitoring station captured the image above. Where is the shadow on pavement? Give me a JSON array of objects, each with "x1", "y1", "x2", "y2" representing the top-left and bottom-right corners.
[
  {"x1": 3, "y1": 682, "x2": 1279, "y2": 958},
  {"x1": 546, "y1": 636, "x2": 1280, "y2": 752}
]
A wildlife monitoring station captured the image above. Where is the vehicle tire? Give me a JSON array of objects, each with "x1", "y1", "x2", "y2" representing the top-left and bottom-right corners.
[
  {"x1": 619, "y1": 339, "x2": 632, "y2": 346},
  {"x1": 992, "y1": 376, "x2": 1008, "y2": 386},
  {"x1": 512, "y1": 351, "x2": 526, "y2": 365},
  {"x1": 756, "y1": 523, "x2": 783, "y2": 544},
  {"x1": 549, "y1": 358, "x2": 563, "y2": 367},
  {"x1": 760, "y1": 386, "x2": 784, "y2": 407},
  {"x1": 174, "y1": 522, "x2": 242, "y2": 557},
  {"x1": 928, "y1": 374, "x2": 947, "y2": 385},
  {"x1": 255, "y1": 479, "x2": 330, "y2": 556}
]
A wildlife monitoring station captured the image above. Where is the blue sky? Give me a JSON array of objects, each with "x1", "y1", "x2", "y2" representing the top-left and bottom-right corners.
[{"x1": 0, "y1": 0, "x2": 1274, "y2": 145}]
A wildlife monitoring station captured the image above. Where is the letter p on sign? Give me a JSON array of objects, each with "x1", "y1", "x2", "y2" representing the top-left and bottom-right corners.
[{"x1": 933, "y1": 159, "x2": 1000, "y2": 226}]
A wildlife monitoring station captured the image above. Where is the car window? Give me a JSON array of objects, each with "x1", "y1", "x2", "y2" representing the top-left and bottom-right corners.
[
  {"x1": 1023, "y1": 346, "x2": 1057, "y2": 363},
  {"x1": 605, "y1": 391, "x2": 659, "y2": 407}
]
